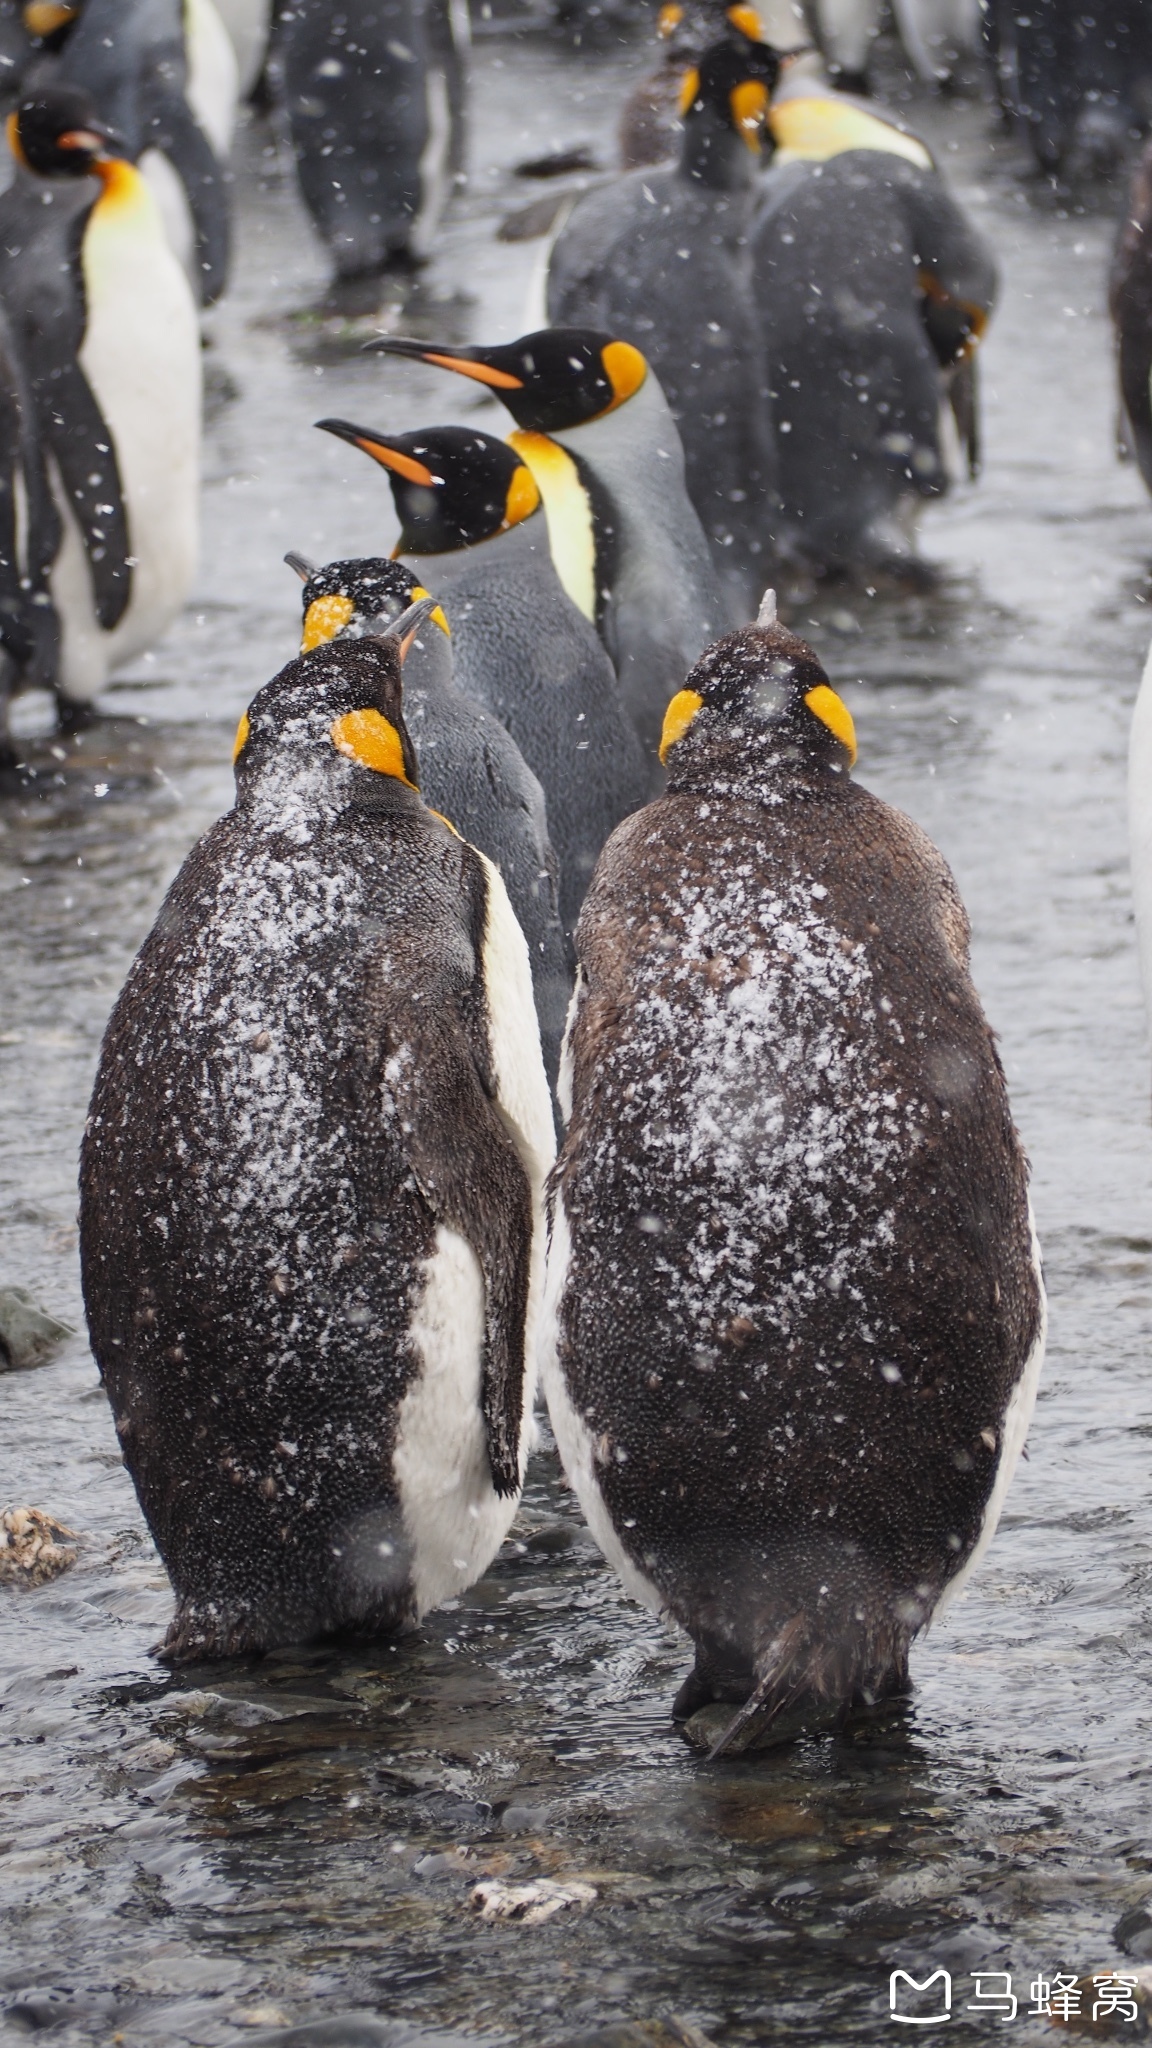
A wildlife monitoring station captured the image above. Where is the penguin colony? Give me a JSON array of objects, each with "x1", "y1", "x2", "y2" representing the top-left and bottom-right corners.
[{"x1": 9, "y1": 0, "x2": 1106, "y2": 1753}]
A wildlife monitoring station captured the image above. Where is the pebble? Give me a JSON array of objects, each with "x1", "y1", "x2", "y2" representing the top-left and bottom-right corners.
[
  {"x1": 0, "y1": 1506, "x2": 77, "y2": 1585},
  {"x1": 470, "y1": 1877, "x2": 597, "y2": 1924},
  {"x1": 0, "y1": 1287, "x2": 73, "y2": 1370}
]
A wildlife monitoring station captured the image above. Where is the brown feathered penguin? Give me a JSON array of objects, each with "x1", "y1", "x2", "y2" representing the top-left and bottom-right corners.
[{"x1": 541, "y1": 596, "x2": 1044, "y2": 1753}]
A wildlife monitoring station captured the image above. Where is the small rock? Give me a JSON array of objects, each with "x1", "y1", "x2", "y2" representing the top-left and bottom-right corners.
[
  {"x1": 0, "y1": 1288, "x2": 74, "y2": 1371},
  {"x1": 497, "y1": 1803, "x2": 551, "y2": 1835},
  {"x1": 0, "y1": 1507, "x2": 77, "y2": 1586},
  {"x1": 470, "y1": 1877, "x2": 596, "y2": 1925},
  {"x1": 1117, "y1": 1906, "x2": 1152, "y2": 1960}
]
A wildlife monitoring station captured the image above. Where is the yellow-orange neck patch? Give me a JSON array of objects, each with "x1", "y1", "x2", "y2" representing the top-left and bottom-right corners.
[
  {"x1": 508, "y1": 430, "x2": 596, "y2": 622},
  {"x1": 659, "y1": 688, "x2": 703, "y2": 763},
  {"x1": 804, "y1": 684, "x2": 857, "y2": 764},
  {"x1": 331, "y1": 708, "x2": 416, "y2": 786},
  {"x1": 232, "y1": 711, "x2": 250, "y2": 763},
  {"x1": 503, "y1": 463, "x2": 541, "y2": 530},
  {"x1": 730, "y1": 78, "x2": 769, "y2": 151},
  {"x1": 301, "y1": 592, "x2": 355, "y2": 652}
]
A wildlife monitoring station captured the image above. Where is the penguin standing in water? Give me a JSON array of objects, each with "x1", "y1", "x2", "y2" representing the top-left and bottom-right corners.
[
  {"x1": 752, "y1": 77, "x2": 996, "y2": 577},
  {"x1": 282, "y1": 0, "x2": 467, "y2": 286},
  {"x1": 542, "y1": 602, "x2": 1045, "y2": 1751},
  {"x1": 369, "y1": 327, "x2": 727, "y2": 770},
  {"x1": 288, "y1": 553, "x2": 570, "y2": 1093},
  {"x1": 546, "y1": 34, "x2": 781, "y2": 615},
  {"x1": 317, "y1": 418, "x2": 647, "y2": 946},
  {"x1": 80, "y1": 604, "x2": 555, "y2": 1660},
  {"x1": 20, "y1": 0, "x2": 231, "y2": 304},
  {"x1": 0, "y1": 90, "x2": 201, "y2": 711}
]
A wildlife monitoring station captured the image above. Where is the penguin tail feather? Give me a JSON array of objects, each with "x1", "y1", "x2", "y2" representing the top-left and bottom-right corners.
[{"x1": 706, "y1": 1606, "x2": 914, "y2": 1760}]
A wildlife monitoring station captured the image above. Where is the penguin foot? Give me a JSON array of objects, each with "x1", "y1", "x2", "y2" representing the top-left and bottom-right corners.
[
  {"x1": 829, "y1": 67, "x2": 870, "y2": 97},
  {"x1": 680, "y1": 1696, "x2": 837, "y2": 1756},
  {"x1": 55, "y1": 698, "x2": 96, "y2": 737}
]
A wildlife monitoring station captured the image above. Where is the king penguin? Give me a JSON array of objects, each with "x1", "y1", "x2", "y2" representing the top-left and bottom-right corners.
[
  {"x1": 288, "y1": 552, "x2": 570, "y2": 1095},
  {"x1": 0, "y1": 90, "x2": 201, "y2": 710},
  {"x1": 1111, "y1": 136, "x2": 1152, "y2": 504},
  {"x1": 317, "y1": 417, "x2": 647, "y2": 948},
  {"x1": 282, "y1": 0, "x2": 467, "y2": 284},
  {"x1": 0, "y1": 89, "x2": 201, "y2": 712},
  {"x1": 541, "y1": 599, "x2": 1045, "y2": 1751},
  {"x1": 20, "y1": 0, "x2": 232, "y2": 304},
  {"x1": 545, "y1": 32, "x2": 782, "y2": 616},
  {"x1": 368, "y1": 326, "x2": 727, "y2": 772},
  {"x1": 79, "y1": 601, "x2": 556, "y2": 1660},
  {"x1": 751, "y1": 62, "x2": 997, "y2": 576}
]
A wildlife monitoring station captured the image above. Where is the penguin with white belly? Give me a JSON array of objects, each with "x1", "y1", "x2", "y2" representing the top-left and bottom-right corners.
[
  {"x1": 79, "y1": 603, "x2": 555, "y2": 1660},
  {"x1": 317, "y1": 418, "x2": 647, "y2": 949},
  {"x1": 545, "y1": 34, "x2": 782, "y2": 617},
  {"x1": 542, "y1": 602, "x2": 1045, "y2": 1751},
  {"x1": 21, "y1": 0, "x2": 231, "y2": 303},
  {"x1": 0, "y1": 296, "x2": 61, "y2": 762},
  {"x1": 368, "y1": 327, "x2": 727, "y2": 775},
  {"x1": 289, "y1": 552, "x2": 570, "y2": 1094},
  {"x1": 0, "y1": 90, "x2": 201, "y2": 712}
]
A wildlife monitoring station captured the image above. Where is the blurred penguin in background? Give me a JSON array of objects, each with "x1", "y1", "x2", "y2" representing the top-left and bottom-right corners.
[
  {"x1": 752, "y1": 63, "x2": 996, "y2": 579},
  {"x1": 0, "y1": 90, "x2": 201, "y2": 712},
  {"x1": 283, "y1": 0, "x2": 468, "y2": 290},
  {"x1": 1111, "y1": 134, "x2": 1152, "y2": 499},
  {"x1": 17, "y1": 0, "x2": 233, "y2": 303},
  {"x1": 547, "y1": 31, "x2": 782, "y2": 615},
  {"x1": 618, "y1": 0, "x2": 808, "y2": 170},
  {"x1": 983, "y1": 0, "x2": 1152, "y2": 178},
  {"x1": 317, "y1": 418, "x2": 647, "y2": 945},
  {"x1": 0, "y1": 297, "x2": 59, "y2": 767}
]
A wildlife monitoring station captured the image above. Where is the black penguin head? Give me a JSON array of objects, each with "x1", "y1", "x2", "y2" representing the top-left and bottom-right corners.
[
  {"x1": 315, "y1": 420, "x2": 542, "y2": 555},
  {"x1": 657, "y1": 0, "x2": 767, "y2": 59},
  {"x1": 363, "y1": 328, "x2": 649, "y2": 433},
  {"x1": 8, "y1": 87, "x2": 115, "y2": 178},
  {"x1": 678, "y1": 31, "x2": 782, "y2": 154},
  {"x1": 286, "y1": 553, "x2": 451, "y2": 651},
  {"x1": 659, "y1": 592, "x2": 856, "y2": 782},
  {"x1": 232, "y1": 600, "x2": 438, "y2": 800}
]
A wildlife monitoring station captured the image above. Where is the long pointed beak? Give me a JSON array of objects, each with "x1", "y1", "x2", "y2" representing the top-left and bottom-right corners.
[
  {"x1": 363, "y1": 336, "x2": 524, "y2": 392},
  {"x1": 379, "y1": 594, "x2": 440, "y2": 659},
  {"x1": 315, "y1": 418, "x2": 438, "y2": 487},
  {"x1": 284, "y1": 551, "x2": 318, "y2": 582}
]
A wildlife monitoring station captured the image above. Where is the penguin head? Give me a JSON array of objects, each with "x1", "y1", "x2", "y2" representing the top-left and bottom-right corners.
[
  {"x1": 659, "y1": 592, "x2": 856, "y2": 783},
  {"x1": 678, "y1": 31, "x2": 782, "y2": 155},
  {"x1": 232, "y1": 598, "x2": 438, "y2": 805},
  {"x1": 315, "y1": 420, "x2": 542, "y2": 555},
  {"x1": 285, "y1": 553, "x2": 451, "y2": 651},
  {"x1": 7, "y1": 87, "x2": 116, "y2": 178},
  {"x1": 657, "y1": 0, "x2": 766, "y2": 60},
  {"x1": 364, "y1": 328, "x2": 649, "y2": 434}
]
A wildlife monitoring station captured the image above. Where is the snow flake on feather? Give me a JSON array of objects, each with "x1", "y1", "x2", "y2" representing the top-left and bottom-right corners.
[{"x1": 583, "y1": 858, "x2": 926, "y2": 1344}]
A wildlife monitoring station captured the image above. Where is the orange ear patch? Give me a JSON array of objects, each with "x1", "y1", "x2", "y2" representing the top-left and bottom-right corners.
[
  {"x1": 301, "y1": 592, "x2": 355, "y2": 652},
  {"x1": 804, "y1": 684, "x2": 857, "y2": 765},
  {"x1": 232, "y1": 711, "x2": 250, "y2": 763},
  {"x1": 503, "y1": 463, "x2": 541, "y2": 529},
  {"x1": 330, "y1": 709, "x2": 416, "y2": 785},
  {"x1": 730, "y1": 79, "x2": 769, "y2": 151},
  {"x1": 659, "y1": 688, "x2": 704, "y2": 763}
]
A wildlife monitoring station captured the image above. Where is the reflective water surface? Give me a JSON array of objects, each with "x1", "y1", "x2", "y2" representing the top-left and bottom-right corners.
[{"x1": 4, "y1": 31, "x2": 1152, "y2": 2047}]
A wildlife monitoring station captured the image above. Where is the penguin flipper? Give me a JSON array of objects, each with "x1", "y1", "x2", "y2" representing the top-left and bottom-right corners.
[
  {"x1": 387, "y1": 1023, "x2": 534, "y2": 1499},
  {"x1": 142, "y1": 93, "x2": 232, "y2": 307},
  {"x1": 43, "y1": 362, "x2": 132, "y2": 631}
]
